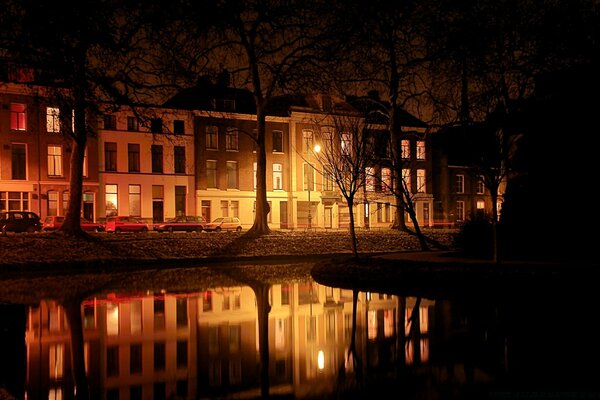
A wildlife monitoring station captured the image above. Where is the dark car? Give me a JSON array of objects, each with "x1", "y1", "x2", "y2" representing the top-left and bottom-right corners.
[
  {"x1": 105, "y1": 216, "x2": 149, "y2": 233},
  {"x1": 1, "y1": 211, "x2": 42, "y2": 234},
  {"x1": 202, "y1": 216, "x2": 243, "y2": 232},
  {"x1": 42, "y1": 216, "x2": 105, "y2": 232},
  {"x1": 154, "y1": 216, "x2": 206, "y2": 233}
]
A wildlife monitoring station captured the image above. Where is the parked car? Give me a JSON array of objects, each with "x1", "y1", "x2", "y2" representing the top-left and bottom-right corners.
[
  {"x1": 202, "y1": 217, "x2": 243, "y2": 232},
  {"x1": 105, "y1": 216, "x2": 149, "y2": 233},
  {"x1": 154, "y1": 216, "x2": 206, "y2": 233},
  {"x1": 42, "y1": 216, "x2": 105, "y2": 232},
  {"x1": 0, "y1": 211, "x2": 42, "y2": 234}
]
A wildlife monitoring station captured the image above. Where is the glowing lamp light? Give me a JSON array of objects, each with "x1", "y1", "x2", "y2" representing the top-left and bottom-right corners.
[
  {"x1": 313, "y1": 144, "x2": 321, "y2": 153},
  {"x1": 317, "y1": 350, "x2": 325, "y2": 370}
]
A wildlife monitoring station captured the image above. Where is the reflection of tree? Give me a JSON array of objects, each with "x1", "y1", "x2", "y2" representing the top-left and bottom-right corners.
[
  {"x1": 337, "y1": 289, "x2": 363, "y2": 391},
  {"x1": 61, "y1": 297, "x2": 90, "y2": 400}
]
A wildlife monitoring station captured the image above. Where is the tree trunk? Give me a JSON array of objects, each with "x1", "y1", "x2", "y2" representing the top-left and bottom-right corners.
[
  {"x1": 491, "y1": 189, "x2": 499, "y2": 263},
  {"x1": 347, "y1": 197, "x2": 358, "y2": 258},
  {"x1": 247, "y1": 104, "x2": 271, "y2": 236},
  {"x1": 62, "y1": 298, "x2": 90, "y2": 400},
  {"x1": 252, "y1": 284, "x2": 271, "y2": 399}
]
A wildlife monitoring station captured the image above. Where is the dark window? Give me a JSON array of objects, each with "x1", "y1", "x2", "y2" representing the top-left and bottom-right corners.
[
  {"x1": 130, "y1": 386, "x2": 142, "y2": 400},
  {"x1": 151, "y1": 145, "x2": 163, "y2": 173},
  {"x1": 107, "y1": 346, "x2": 119, "y2": 376},
  {"x1": 176, "y1": 380, "x2": 188, "y2": 398},
  {"x1": 177, "y1": 340, "x2": 188, "y2": 368},
  {"x1": 154, "y1": 342, "x2": 166, "y2": 371},
  {"x1": 154, "y1": 296, "x2": 165, "y2": 330},
  {"x1": 106, "y1": 389, "x2": 119, "y2": 400},
  {"x1": 272, "y1": 130, "x2": 283, "y2": 152},
  {"x1": 104, "y1": 142, "x2": 117, "y2": 172},
  {"x1": 174, "y1": 120, "x2": 185, "y2": 134},
  {"x1": 176, "y1": 298, "x2": 188, "y2": 327},
  {"x1": 153, "y1": 382, "x2": 166, "y2": 400},
  {"x1": 175, "y1": 186, "x2": 186, "y2": 216},
  {"x1": 11, "y1": 144, "x2": 26, "y2": 180},
  {"x1": 130, "y1": 344, "x2": 142, "y2": 374},
  {"x1": 127, "y1": 116, "x2": 139, "y2": 131},
  {"x1": 103, "y1": 114, "x2": 117, "y2": 130},
  {"x1": 150, "y1": 118, "x2": 163, "y2": 133},
  {"x1": 174, "y1": 146, "x2": 185, "y2": 174},
  {"x1": 128, "y1": 144, "x2": 140, "y2": 173}
]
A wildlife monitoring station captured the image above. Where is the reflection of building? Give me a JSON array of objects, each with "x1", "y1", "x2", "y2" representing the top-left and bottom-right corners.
[{"x1": 24, "y1": 283, "x2": 434, "y2": 399}]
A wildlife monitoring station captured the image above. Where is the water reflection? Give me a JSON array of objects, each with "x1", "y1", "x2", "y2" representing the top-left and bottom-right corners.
[{"x1": 1, "y1": 261, "x2": 599, "y2": 399}]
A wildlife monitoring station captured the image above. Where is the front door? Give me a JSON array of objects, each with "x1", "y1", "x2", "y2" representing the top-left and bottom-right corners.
[
  {"x1": 152, "y1": 200, "x2": 164, "y2": 223},
  {"x1": 324, "y1": 206, "x2": 332, "y2": 229}
]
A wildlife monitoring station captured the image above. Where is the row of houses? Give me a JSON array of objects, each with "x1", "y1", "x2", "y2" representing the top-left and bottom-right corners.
[{"x1": 0, "y1": 71, "x2": 500, "y2": 230}]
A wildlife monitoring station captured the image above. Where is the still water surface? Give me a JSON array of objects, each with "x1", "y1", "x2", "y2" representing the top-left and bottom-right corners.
[{"x1": 0, "y1": 260, "x2": 599, "y2": 399}]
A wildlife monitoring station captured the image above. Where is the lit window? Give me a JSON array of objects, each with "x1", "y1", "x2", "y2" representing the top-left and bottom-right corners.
[
  {"x1": 416, "y1": 140, "x2": 426, "y2": 160},
  {"x1": 83, "y1": 147, "x2": 88, "y2": 177},
  {"x1": 456, "y1": 201, "x2": 465, "y2": 222},
  {"x1": 417, "y1": 169, "x2": 426, "y2": 193},
  {"x1": 128, "y1": 185, "x2": 141, "y2": 216},
  {"x1": 10, "y1": 103, "x2": 26, "y2": 131},
  {"x1": 401, "y1": 140, "x2": 410, "y2": 159},
  {"x1": 341, "y1": 133, "x2": 351, "y2": 156},
  {"x1": 48, "y1": 191, "x2": 58, "y2": 216},
  {"x1": 302, "y1": 130, "x2": 313, "y2": 153},
  {"x1": 253, "y1": 162, "x2": 257, "y2": 190},
  {"x1": 303, "y1": 163, "x2": 314, "y2": 191},
  {"x1": 368, "y1": 309, "x2": 377, "y2": 339},
  {"x1": 49, "y1": 344, "x2": 64, "y2": 379},
  {"x1": 221, "y1": 200, "x2": 229, "y2": 217},
  {"x1": 402, "y1": 169, "x2": 411, "y2": 192},
  {"x1": 47, "y1": 145, "x2": 63, "y2": 177},
  {"x1": 477, "y1": 176, "x2": 485, "y2": 194},
  {"x1": 230, "y1": 200, "x2": 239, "y2": 218},
  {"x1": 381, "y1": 168, "x2": 392, "y2": 192},
  {"x1": 273, "y1": 163, "x2": 283, "y2": 190},
  {"x1": 105, "y1": 184, "x2": 118, "y2": 217},
  {"x1": 365, "y1": 167, "x2": 375, "y2": 191},
  {"x1": 106, "y1": 303, "x2": 119, "y2": 336},
  {"x1": 46, "y1": 107, "x2": 60, "y2": 133},
  {"x1": 456, "y1": 174, "x2": 464, "y2": 193}
]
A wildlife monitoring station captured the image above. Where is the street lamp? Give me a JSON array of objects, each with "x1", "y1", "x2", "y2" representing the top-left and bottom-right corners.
[{"x1": 307, "y1": 145, "x2": 321, "y2": 230}]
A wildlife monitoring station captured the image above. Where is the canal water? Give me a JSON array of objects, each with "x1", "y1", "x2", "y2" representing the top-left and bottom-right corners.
[{"x1": 0, "y1": 261, "x2": 599, "y2": 399}]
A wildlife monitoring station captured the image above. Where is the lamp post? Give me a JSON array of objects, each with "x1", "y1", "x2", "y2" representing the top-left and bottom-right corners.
[{"x1": 308, "y1": 145, "x2": 321, "y2": 230}]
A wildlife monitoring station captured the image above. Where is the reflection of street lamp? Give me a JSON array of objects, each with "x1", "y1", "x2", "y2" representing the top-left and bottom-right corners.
[{"x1": 307, "y1": 145, "x2": 321, "y2": 230}]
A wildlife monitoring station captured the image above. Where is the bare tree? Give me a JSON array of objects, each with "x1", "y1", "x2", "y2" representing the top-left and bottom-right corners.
[
  {"x1": 312, "y1": 112, "x2": 375, "y2": 258},
  {"x1": 174, "y1": 0, "x2": 336, "y2": 236},
  {"x1": 0, "y1": 0, "x2": 168, "y2": 237}
]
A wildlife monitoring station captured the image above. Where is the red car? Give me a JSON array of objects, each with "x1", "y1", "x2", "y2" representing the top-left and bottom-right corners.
[
  {"x1": 42, "y1": 216, "x2": 105, "y2": 232},
  {"x1": 105, "y1": 216, "x2": 149, "y2": 233}
]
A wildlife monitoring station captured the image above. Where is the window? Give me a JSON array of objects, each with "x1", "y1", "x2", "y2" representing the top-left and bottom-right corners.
[
  {"x1": 130, "y1": 301, "x2": 142, "y2": 334},
  {"x1": 206, "y1": 160, "x2": 217, "y2": 188},
  {"x1": 104, "y1": 142, "x2": 117, "y2": 172},
  {"x1": 302, "y1": 130, "x2": 313, "y2": 153},
  {"x1": 175, "y1": 186, "x2": 186, "y2": 216},
  {"x1": 173, "y1": 119, "x2": 185, "y2": 134},
  {"x1": 62, "y1": 191, "x2": 69, "y2": 215},
  {"x1": 174, "y1": 146, "x2": 186, "y2": 174},
  {"x1": 47, "y1": 145, "x2": 63, "y2": 177},
  {"x1": 1, "y1": 191, "x2": 29, "y2": 211},
  {"x1": 253, "y1": 162, "x2": 257, "y2": 190},
  {"x1": 46, "y1": 107, "x2": 60, "y2": 133},
  {"x1": 417, "y1": 169, "x2": 426, "y2": 193},
  {"x1": 151, "y1": 145, "x2": 163, "y2": 173},
  {"x1": 231, "y1": 200, "x2": 239, "y2": 218},
  {"x1": 402, "y1": 169, "x2": 411, "y2": 192},
  {"x1": 324, "y1": 166, "x2": 334, "y2": 191},
  {"x1": 11, "y1": 143, "x2": 26, "y2": 180},
  {"x1": 150, "y1": 118, "x2": 163, "y2": 133},
  {"x1": 127, "y1": 116, "x2": 139, "y2": 131},
  {"x1": 154, "y1": 342, "x2": 166, "y2": 371},
  {"x1": 456, "y1": 201, "x2": 465, "y2": 222},
  {"x1": 477, "y1": 176, "x2": 485, "y2": 194},
  {"x1": 103, "y1": 114, "x2": 116, "y2": 130},
  {"x1": 105, "y1": 184, "x2": 118, "y2": 217},
  {"x1": 106, "y1": 346, "x2": 119, "y2": 376},
  {"x1": 106, "y1": 303, "x2": 119, "y2": 335},
  {"x1": 10, "y1": 103, "x2": 26, "y2": 131},
  {"x1": 382, "y1": 168, "x2": 392, "y2": 192},
  {"x1": 48, "y1": 191, "x2": 58, "y2": 216},
  {"x1": 221, "y1": 200, "x2": 229, "y2": 217},
  {"x1": 341, "y1": 133, "x2": 351, "y2": 156},
  {"x1": 129, "y1": 185, "x2": 141, "y2": 216},
  {"x1": 83, "y1": 147, "x2": 88, "y2": 177},
  {"x1": 365, "y1": 167, "x2": 375, "y2": 191},
  {"x1": 273, "y1": 163, "x2": 283, "y2": 190},
  {"x1": 401, "y1": 139, "x2": 410, "y2": 159},
  {"x1": 226, "y1": 127, "x2": 238, "y2": 151},
  {"x1": 176, "y1": 298, "x2": 188, "y2": 328},
  {"x1": 416, "y1": 140, "x2": 426, "y2": 160},
  {"x1": 303, "y1": 163, "x2": 315, "y2": 191},
  {"x1": 206, "y1": 125, "x2": 218, "y2": 150},
  {"x1": 177, "y1": 340, "x2": 188, "y2": 368},
  {"x1": 456, "y1": 174, "x2": 464, "y2": 193},
  {"x1": 323, "y1": 128, "x2": 333, "y2": 154},
  {"x1": 130, "y1": 344, "x2": 142, "y2": 374},
  {"x1": 272, "y1": 130, "x2": 283, "y2": 152},
  {"x1": 226, "y1": 161, "x2": 238, "y2": 189},
  {"x1": 126, "y1": 143, "x2": 140, "y2": 173},
  {"x1": 49, "y1": 344, "x2": 64, "y2": 379}
]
